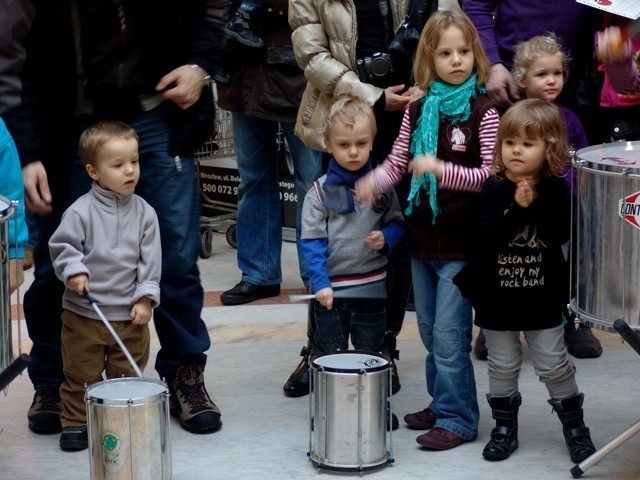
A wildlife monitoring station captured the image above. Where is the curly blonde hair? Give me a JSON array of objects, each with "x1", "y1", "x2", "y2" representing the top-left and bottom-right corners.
[
  {"x1": 512, "y1": 34, "x2": 571, "y2": 87},
  {"x1": 413, "y1": 9, "x2": 491, "y2": 89},
  {"x1": 493, "y1": 99, "x2": 569, "y2": 179}
]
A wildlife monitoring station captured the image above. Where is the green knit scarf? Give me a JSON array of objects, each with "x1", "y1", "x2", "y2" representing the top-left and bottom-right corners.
[{"x1": 407, "y1": 73, "x2": 485, "y2": 223}]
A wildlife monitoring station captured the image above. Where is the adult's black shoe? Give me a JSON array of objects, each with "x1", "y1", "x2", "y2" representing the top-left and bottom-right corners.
[
  {"x1": 220, "y1": 281, "x2": 280, "y2": 306},
  {"x1": 283, "y1": 345, "x2": 310, "y2": 397}
]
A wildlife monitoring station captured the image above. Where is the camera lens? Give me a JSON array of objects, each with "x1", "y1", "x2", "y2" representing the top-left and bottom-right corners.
[{"x1": 370, "y1": 57, "x2": 392, "y2": 77}]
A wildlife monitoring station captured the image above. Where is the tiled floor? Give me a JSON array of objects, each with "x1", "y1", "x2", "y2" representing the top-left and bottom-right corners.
[{"x1": 2, "y1": 232, "x2": 640, "y2": 479}]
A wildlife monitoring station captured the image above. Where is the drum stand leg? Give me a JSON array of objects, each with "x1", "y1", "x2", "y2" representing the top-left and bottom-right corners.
[
  {"x1": 570, "y1": 319, "x2": 640, "y2": 478},
  {"x1": 387, "y1": 367, "x2": 394, "y2": 466},
  {"x1": 357, "y1": 372, "x2": 364, "y2": 473}
]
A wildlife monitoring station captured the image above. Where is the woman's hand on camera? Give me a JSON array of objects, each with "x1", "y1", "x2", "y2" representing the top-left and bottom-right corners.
[{"x1": 384, "y1": 84, "x2": 411, "y2": 111}]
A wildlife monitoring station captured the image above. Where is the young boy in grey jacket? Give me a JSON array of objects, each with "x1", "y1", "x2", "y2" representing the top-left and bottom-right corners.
[{"x1": 49, "y1": 120, "x2": 161, "y2": 451}]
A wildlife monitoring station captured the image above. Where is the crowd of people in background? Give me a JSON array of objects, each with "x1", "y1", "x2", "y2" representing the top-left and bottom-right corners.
[{"x1": 1, "y1": 0, "x2": 640, "y2": 465}]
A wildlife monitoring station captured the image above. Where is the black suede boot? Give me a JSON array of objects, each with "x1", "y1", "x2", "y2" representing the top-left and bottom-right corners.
[
  {"x1": 482, "y1": 392, "x2": 522, "y2": 461},
  {"x1": 283, "y1": 300, "x2": 314, "y2": 397},
  {"x1": 224, "y1": 0, "x2": 264, "y2": 48},
  {"x1": 548, "y1": 393, "x2": 596, "y2": 463}
]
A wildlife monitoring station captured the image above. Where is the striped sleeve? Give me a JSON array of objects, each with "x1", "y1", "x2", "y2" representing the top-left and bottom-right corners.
[
  {"x1": 440, "y1": 107, "x2": 499, "y2": 192},
  {"x1": 372, "y1": 108, "x2": 413, "y2": 193}
]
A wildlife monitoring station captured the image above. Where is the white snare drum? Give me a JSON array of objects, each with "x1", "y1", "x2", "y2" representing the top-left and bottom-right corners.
[
  {"x1": 574, "y1": 141, "x2": 640, "y2": 329},
  {"x1": 0, "y1": 195, "x2": 16, "y2": 374},
  {"x1": 309, "y1": 351, "x2": 393, "y2": 472},
  {"x1": 86, "y1": 378, "x2": 171, "y2": 480}
]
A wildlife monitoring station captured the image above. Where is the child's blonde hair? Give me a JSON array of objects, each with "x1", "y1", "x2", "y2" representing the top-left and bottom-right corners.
[
  {"x1": 512, "y1": 34, "x2": 571, "y2": 87},
  {"x1": 323, "y1": 94, "x2": 377, "y2": 143},
  {"x1": 494, "y1": 98, "x2": 568, "y2": 178},
  {"x1": 413, "y1": 9, "x2": 491, "y2": 89},
  {"x1": 78, "y1": 120, "x2": 138, "y2": 167}
]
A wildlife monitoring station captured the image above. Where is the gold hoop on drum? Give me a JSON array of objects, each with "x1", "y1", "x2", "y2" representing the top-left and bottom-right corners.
[{"x1": 572, "y1": 141, "x2": 640, "y2": 331}]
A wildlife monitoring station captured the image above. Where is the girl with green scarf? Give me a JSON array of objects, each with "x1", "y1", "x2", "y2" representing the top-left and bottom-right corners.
[{"x1": 356, "y1": 9, "x2": 500, "y2": 451}]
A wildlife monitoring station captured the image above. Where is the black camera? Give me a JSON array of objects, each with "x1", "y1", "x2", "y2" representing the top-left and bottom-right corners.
[{"x1": 357, "y1": 52, "x2": 394, "y2": 88}]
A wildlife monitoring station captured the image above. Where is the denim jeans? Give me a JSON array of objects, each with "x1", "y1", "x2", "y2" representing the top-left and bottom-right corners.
[
  {"x1": 313, "y1": 298, "x2": 386, "y2": 354},
  {"x1": 232, "y1": 112, "x2": 323, "y2": 286},
  {"x1": 25, "y1": 103, "x2": 211, "y2": 388},
  {"x1": 411, "y1": 258, "x2": 479, "y2": 440},
  {"x1": 483, "y1": 325, "x2": 579, "y2": 400}
]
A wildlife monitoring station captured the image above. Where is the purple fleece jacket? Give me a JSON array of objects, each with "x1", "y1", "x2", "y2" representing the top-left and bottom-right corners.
[{"x1": 463, "y1": 0, "x2": 593, "y2": 67}]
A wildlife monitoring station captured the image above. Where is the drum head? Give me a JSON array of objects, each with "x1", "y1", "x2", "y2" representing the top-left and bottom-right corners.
[
  {"x1": 0, "y1": 194, "x2": 14, "y2": 220},
  {"x1": 576, "y1": 141, "x2": 640, "y2": 173},
  {"x1": 311, "y1": 351, "x2": 389, "y2": 373},
  {"x1": 86, "y1": 378, "x2": 167, "y2": 405}
]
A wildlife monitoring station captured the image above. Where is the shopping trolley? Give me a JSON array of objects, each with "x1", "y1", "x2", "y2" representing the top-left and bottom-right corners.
[
  {"x1": 194, "y1": 85, "x2": 301, "y2": 258},
  {"x1": 194, "y1": 83, "x2": 238, "y2": 258}
]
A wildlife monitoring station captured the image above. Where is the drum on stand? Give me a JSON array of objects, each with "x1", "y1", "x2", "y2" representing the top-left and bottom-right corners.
[
  {"x1": 308, "y1": 351, "x2": 393, "y2": 472},
  {"x1": 0, "y1": 195, "x2": 16, "y2": 374},
  {"x1": 86, "y1": 377, "x2": 171, "y2": 480},
  {"x1": 573, "y1": 141, "x2": 640, "y2": 330}
]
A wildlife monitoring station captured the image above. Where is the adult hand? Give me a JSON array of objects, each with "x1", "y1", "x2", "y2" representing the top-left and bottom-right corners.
[
  {"x1": 486, "y1": 63, "x2": 520, "y2": 107},
  {"x1": 22, "y1": 161, "x2": 52, "y2": 215},
  {"x1": 384, "y1": 84, "x2": 411, "y2": 111},
  {"x1": 315, "y1": 287, "x2": 334, "y2": 311},
  {"x1": 597, "y1": 26, "x2": 631, "y2": 63},
  {"x1": 156, "y1": 65, "x2": 205, "y2": 110}
]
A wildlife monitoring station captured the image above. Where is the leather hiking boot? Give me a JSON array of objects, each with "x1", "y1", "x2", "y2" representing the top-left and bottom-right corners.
[
  {"x1": 170, "y1": 362, "x2": 222, "y2": 434},
  {"x1": 59, "y1": 425, "x2": 88, "y2": 451},
  {"x1": 28, "y1": 389, "x2": 62, "y2": 434},
  {"x1": 283, "y1": 345, "x2": 310, "y2": 397},
  {"x1": 567, "y1": 325, "x2": 603, "y2": 359},
  {"x1": 404, "y1": 407, "x2": 437, "y2": 430},
  {"x1": 220, "y1": 281, "x2": 280, "y2": 306},
  {"x1": 416, "y1": 427, "x2": 470, "y2": 450}
]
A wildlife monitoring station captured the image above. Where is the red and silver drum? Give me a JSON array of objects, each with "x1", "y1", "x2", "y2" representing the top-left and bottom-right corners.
[{"x1": 573, "y1": 141, "x2": 640, "y2": 330}]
